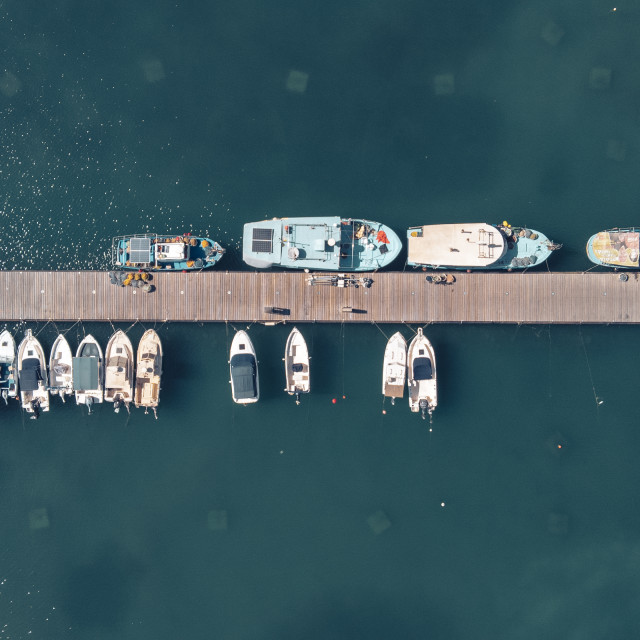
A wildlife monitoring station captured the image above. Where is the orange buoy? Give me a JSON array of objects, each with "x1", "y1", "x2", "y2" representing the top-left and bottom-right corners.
[{"x1": 331, "y1": 398, "x2": 337, "y2": 404}]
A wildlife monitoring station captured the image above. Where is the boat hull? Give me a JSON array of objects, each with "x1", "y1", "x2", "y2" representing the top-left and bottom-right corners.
[
  {"x1": 407, "y1": 224, "x2": 556, "y2": 270},
  {"x1": 284, "y1": 327, "x2": 310, "y2": 401},
  {"x1": 230, "y1": 330, "x2": 259, "y2": 404},
  {"x1": 382, "y1": 331, "x2": 407, "y2": 400},
  {"x1": 49, "y1": 334, "x2": 73, "y2": 399},
  {"x1": 105, "y1": 330, "x2": 134, "y2": 410},
  {"x1": 243, "y1": 217, "x2": 402, "y2": 271},
  {"x1": 134, "y1": 329, "x2": 162, "y2": 411},
  {"x1": 407, "y1": 328, "x2": 437, "y2": 417},
  {"x1": 17, "y1": 330, "x2": 49, "y2": 415},
  {"x1": 586, "y1": 228, "x2": 640, "y2": 268},
  {"x1": 113, "y1": 234, "x2": 225, "y2": 271},
  {"x1": 0, "y1": 330, "x2": 18, "y2": 402},
  {"x1": 74, "y1": 335, "x2": 104, "y2": 408}
]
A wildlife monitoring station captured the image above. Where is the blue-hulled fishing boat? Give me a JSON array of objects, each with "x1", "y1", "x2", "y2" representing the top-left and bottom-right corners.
[
  {"x1": 407, "y1": 222, "x2": 560, "y2": 270},
  {"x1": 112, "y1": 233, "x2": 225, "y2": 271},
  {"x1": 242, "y1": 217, "x2": 402, "y2": 271},
  {"x1": 586, "y1": 228, "x2": 640, "y2": 268}
]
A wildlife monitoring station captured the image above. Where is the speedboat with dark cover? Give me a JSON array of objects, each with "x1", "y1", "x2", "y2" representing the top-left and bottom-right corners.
[
  {"x1": 284, "y1": 327, "x2": 310, "y2": 405},
  {"x1": 0, "y1": 330, "x2": 18, "y2": 404},
  {"x1": 49, "y1": 334, "x2": 73, "y2": 402},
  {"x1": 407, "y1": 222, "x2": 560, "y2": 270},
  {"x1": 134, "y1": 329, "x2": 162, "y2": 417},
  {"x1": 74, "y1": 335, "x2": 104, "y2": 414},
  {"x1": 382, "y1": 331, "x2": 407, "y2": 405},
  {"x1": 104, "y1": 330, "x2": 134, "y2": 413},
  {"x1": 229, "y1": 330, "x2": 259, "y2": 404},
  {"x1": 112, "y1": 233, "x2": 225, "y2": 271},
  {"x1": 407, "y1": 328, "x2": 437, "y2": 420},
  {"x1": 243, "y1": 217, "x2": 402, "y2": 271},
  {"x1": 586, "y1": 228, "x2": 640, "y2": 268},
  {"x1": 17, "y1": 329, "x2": 49, "y2": 418}
]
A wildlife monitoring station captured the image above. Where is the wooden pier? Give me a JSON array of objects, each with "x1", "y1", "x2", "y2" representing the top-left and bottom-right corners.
[{"x1": 0, "y1": 270, "x2": 638, "y2": 324}]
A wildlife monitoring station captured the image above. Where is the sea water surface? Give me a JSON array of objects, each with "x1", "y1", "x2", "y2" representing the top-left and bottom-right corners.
[{"x1": 1, "y1": 1, "x2": 640, "y2": 638}]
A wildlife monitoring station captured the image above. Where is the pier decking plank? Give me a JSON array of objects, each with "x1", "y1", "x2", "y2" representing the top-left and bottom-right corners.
[{"x1": 0, "y1": 270, "x2": 638, "y2": 324}]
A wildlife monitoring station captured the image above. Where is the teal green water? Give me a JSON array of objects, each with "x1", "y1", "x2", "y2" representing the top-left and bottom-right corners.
[{"x1": 2, "y1": 2, "x2": 640, "y2": 638}]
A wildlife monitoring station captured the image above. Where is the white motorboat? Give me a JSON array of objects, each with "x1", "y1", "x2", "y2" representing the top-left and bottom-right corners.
[
  {"x1": 104, "y1": 330, "x2": 134, "y2": 413},
  {"x1": 17, "y1": 329, "x2": 49, "y2": 418},
  {"x1": 229, "y1": 330, "x2": 259, "y2": 404},
  {"x1": 49, "y1": 334, "x2": 73, "y2": 402},
  {"x1": 382, "y1": 331, "x2": 407, "y2": 405},
  {"x1": 407, "y1": 328, "x2": 437, "y2": 420},
  {"x1": 73, "y1": 334, "x2": 104, "y2": 414},
  {"x1": 284, "y1": 327, "x2": 310, "y2": 405},
  {"x1": 0, "y1": 329, "x2": 18, "y2": 404},
  {"x1": 134, "y1": 329, "x2": 162, "y2": 417}
]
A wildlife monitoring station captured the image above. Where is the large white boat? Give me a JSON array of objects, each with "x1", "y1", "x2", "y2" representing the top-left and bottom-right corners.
[
  {"x1": 284, "y1": 327, "x2": 310, "y2": 405},
  {"x1": 49, "y1": 334, "x2": 73, "y2": 402},
  {"x1": 229, "y1": 330, "x2": 259, "y2": 404},
  {"x1": 134, "y1": 329, "x2": 162, "y2": 417},
  {"x1": 104, "y1": 330, "x2": 134, "y2": 413},
  {"x1": 0, "y1": 330, "x2": 18, "y2": 404},
  {"x1": 407, "y1": 328, "x2": 437, "y2": 420},
  {"x1": 73, "y1": 335, "x2": 104, "y2": 414},
  {"x1": 382, "y1": 331, "x2": 407, "y2": 405},
  {"x1": 17, "y1": 329, "x2": 49, "y2": 418}
]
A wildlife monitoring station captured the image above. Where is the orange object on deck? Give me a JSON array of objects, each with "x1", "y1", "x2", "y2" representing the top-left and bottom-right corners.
[{"x1": 376, "y1": 230, "x2": 390, "y2": 244}]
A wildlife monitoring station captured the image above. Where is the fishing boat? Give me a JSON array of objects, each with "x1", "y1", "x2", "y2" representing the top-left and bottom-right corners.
[
  {"x1": 112, "y1": 233, "x2": 225, "y2": 271},
  {"x1": 229, "y1": 330, "x2": 259, "y2": 404},
  {"x1": 104, "y1": 330, "x2": 134, "y2": 413},
  {"x1": 586, "y1": 228, "x2": 640, "y2": 268},
  {"x1": 17, "y1": 329, "x2": 49, "y2": 418},
  {"x1": 134, "y1": 329, "x2": 162, "y2": 417},
  {"x1": 0, "y1": 330, "x2": 18, "y2": 404},
  {"x1": 407, "y1": 222, "x2": 560, "y2": 270},
  {"x1": 49, "y1": 334, "x2": 73, "y2": 402},
  {"x1": 242, "y1": 217, "x2": 402, "y2": 271},
  {"x1": 284, "y1": 327, "x2": 310, "y2": 404},
  {"x1": 73, "y1": 335, "x2": 104, "y2": 414},
  {"x1": 407, "y1": 328, "x2": 437, "y2": 420},
  {"x1": 382, "y1": 331, "x2": 407, "y2": 405}
]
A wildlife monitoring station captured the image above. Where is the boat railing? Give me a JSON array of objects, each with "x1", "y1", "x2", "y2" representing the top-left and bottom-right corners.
[{"x1": 477, "y1": 230, "x2": 495, "y2": 259}]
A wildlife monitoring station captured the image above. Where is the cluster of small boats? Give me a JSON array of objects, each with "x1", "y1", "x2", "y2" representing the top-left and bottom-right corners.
[
  {"x1": 112, "y1": 224, "x2": 640, "y2": 273},
  {"x1": 228, "y1": 326, "x2": 436, "y2": 419},
  {"x1": 0, "y1": 329, "x2": 162, "y2": 419}
]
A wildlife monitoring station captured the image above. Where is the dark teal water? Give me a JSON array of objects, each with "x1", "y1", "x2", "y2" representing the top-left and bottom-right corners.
[{"x1": 2, "y1": 1, "x2": 640, "y2": 638}]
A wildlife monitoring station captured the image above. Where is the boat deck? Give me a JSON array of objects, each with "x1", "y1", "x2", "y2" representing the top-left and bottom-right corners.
[{"x1": 0, "y1": 270, "x2": 638, "y2": 324}]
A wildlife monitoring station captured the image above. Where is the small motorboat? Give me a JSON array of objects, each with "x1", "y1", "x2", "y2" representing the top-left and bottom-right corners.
[
  {"x1": 49, "y1": 334, "x2": 73, "y2": 402},
  {"x1": 407, "y1": 328, "x2": 437, "y2": 420},
  {"x1": 382, "y1": 331, "x2": 407, "y2": 405},
  {"x1": 17, "y1": 329, "x2": 49, "y2": 418},
  {"x1": 229, "y1": 330, "x2": 259, "y2": 404},
  {"x1": 284, "y1": 327, "x2": 310, "y2": 404},
  {"x1": 134, "y1": 329, "x2": 162, "y2": 417},
  {"x1": 0, "y1": 329, "x2": 18, "y2": 404},
  {"x1": 104, "y1": 330, "x2": 134, "y2": 413},
  {"x1": 73, "y1": 335, "x2": 104, "y2": 414}
]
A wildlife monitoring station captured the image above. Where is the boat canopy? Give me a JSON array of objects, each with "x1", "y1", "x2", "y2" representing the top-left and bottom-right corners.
[
  {"x1": 230, "y1": 354, "x2": 257, "y2": 399},
  {"x1": 156, "y1": 242, "x2": 187, "y2": 261},
  {"x1": 128, "y1": 237, "x2": 153, "y2": 264},
  {"x1": 73, "y1": 357, "x2": 98, "y2": 391},
  {"x1": 20, "y1": 359, "x2": 41, "y2": 391},
  {"x1": 408, "y1": 223, "x2": 506, "y2": 267},
  {"x1": 412, "y1": 357, "x2": 433, "y2": 381},
  {"x1": 589, "y1": 230, "x2": 640, "y2": 267}
]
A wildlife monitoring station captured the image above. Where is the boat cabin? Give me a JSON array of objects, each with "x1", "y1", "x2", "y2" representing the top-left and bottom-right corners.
[{"x1": 155, "y1": 242, "x2": 188, "y2": 262}]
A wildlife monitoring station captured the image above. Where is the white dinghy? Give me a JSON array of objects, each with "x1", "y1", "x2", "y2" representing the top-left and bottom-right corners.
[
  {"x1": 407, "y1": 328, "x2": 437, "y2": 420},
  {"x1": 49, "y1": 334, "x2": 73, "y2": 402},
  {"x1": 105, "y1": 330, "x2": 134, "y2": 413},
  {"x1": 17, "y1": 329, "x2": 49, "y2": 418},
  {"x1": 382, "y1": 331, "x2": 407, "y2": 405},
  {"x1": 284, "y1": 327, "x2": 310, "y2": 405}
]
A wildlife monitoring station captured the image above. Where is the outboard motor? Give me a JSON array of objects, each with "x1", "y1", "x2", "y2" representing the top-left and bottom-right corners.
[
  {"x1": 86, "y1": 396, "x2": 94, "y2": 415},
  {"x1": 113, "y1": 397, "x2": 121, "y2": 414},
  {"x1": 30, "y1": 399, "x2": 40, "y2": 420},
  {"x1": 419, "y1": 399, "x2": 428, "y2": 421}
]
